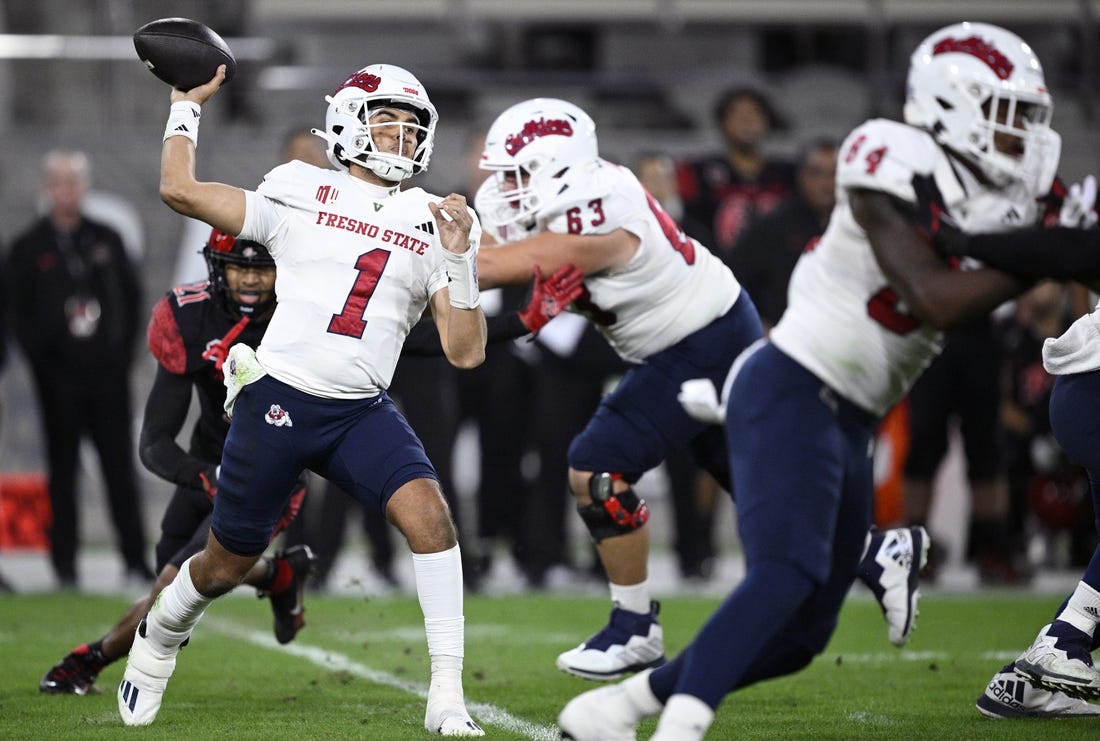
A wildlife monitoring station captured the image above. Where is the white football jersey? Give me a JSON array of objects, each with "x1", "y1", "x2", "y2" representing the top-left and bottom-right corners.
[
  {"x1": 239, "y1": 160, "x2": 479, "y2": 398},
  {"x1": 770, "y1": 119, "x2": 1043, "y2": 416},
  {"x1": 534, "y1": 158, "x2": 739, "y2": 363}
]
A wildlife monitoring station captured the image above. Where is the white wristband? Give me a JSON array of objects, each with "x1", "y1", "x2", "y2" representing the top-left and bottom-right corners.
[
  {"x1": 442, "y1": 243, "x2": 480, "y2": 309},
  {"x1": 164, "y1": 101, "x2": 201, "y2": 145}
]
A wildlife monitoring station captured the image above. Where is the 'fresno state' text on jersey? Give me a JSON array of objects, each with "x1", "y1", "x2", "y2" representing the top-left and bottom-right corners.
[
  {"x1": 239, "y1": 160, "x2": 478, "y2": 398},
  {"x1": 536, "y1": 158, "x2": 739, "y2": 363},
  {"x1": 770, "y1": 118, "x2": 1042, "y2": 416}
]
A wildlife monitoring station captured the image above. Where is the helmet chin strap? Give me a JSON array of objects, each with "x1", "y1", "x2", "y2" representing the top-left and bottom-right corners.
[{"x1": 364, "y1": 154, "x2": 412, "y2": 182}]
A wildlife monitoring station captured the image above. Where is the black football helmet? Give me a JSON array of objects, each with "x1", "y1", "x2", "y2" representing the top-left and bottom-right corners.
[{"x1": 203, "y1": 229, "x2": 276, "y2": 319}]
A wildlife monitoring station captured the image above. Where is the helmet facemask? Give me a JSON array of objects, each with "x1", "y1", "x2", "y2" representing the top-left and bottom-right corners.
[{"x1": 954, "y1": 81, "x2": 1057, "y2": 191}]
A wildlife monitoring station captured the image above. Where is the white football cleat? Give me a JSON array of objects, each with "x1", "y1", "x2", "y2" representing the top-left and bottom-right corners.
[
  {"x1": 117, "y1": 617, "x2": 182, "y2": 726},
  {"x1": 856, "y1": 526, "x2": 929, "y2": 647},
  {"x1": 558, "y1": 669, "x2": 662, "y2": 741},
  {"x1": 977, "y1": 663, "x2": 1100, "y2": 718},
  {"x1": 1015, "y1": 621, "x2": 1100, "y2": 699},
  {"x1": 557, "y1": 601, "x2": 665, "y2": 681},
  {"x1": 424, "y1": 694, "x2": 484, "y2": 737}
]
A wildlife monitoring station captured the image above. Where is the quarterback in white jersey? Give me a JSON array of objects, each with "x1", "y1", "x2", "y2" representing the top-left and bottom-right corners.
[
  {"x1": 241, "y1": 159, "x2": 480, "y2": 398},
  {"x1": 559, "y1": 22, "x2": 1092, "y2": 741},
  {"x1": 117, "y1": 63, "x2": 486, "y2": 737}
]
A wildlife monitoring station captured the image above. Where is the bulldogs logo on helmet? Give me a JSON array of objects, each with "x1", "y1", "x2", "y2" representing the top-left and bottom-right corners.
[
  {"x1": 903, "y1": 21, "x2": 1060, "y2": 196},
  {"x1": 311, "y1": 63, "x2": 438, "y2": 182},
  {"x1": 475, "y1": 98, "x2": 599, "y2": 236},
  {"x1": 203, "y1": 229, "x2": 276, "y2": 319}
]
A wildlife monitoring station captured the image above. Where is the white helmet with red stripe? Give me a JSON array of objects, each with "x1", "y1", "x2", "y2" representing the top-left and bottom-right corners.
[
  {"x1": 903, "y1": 22, "x2": 1060, "y2": 194},
  {"x1": 475, "y1": 98, "x2": 598, "y2": 234},
  {"x1": 313, "y1": 64, "x2": 437, "y2": 181}
]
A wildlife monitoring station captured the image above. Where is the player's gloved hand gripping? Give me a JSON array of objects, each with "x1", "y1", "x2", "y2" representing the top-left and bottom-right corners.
[
  {"x1": 1060, "y1": 174, "x2": 1098, "y2": 229},
  {"x1": 517, "y1": 264, "x2": 586, "y2": 335}
]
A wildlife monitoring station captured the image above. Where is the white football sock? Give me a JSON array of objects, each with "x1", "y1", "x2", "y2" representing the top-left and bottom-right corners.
[
  {"x1": 1059, "y1": 580, "x2": 1100, "y2": 637},
  {"x1": 413, "y1": 544, "x2": 465, "y2": 690},
  {"x1": 610, "y1": 579, "x2": 651, "y2": 615},
  {"x1": 622, "y1": 668, "x2": 664, "y2": 718},
  {"x1": 146, "y1": 557, "x2": 211, "y2": 649},
  {"x1": 651, "y1": 693, "x2": 714, "y2": 741}
]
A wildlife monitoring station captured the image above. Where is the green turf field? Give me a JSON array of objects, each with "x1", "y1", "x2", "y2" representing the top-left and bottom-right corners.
[{"x1": 2, "y1": 590, "x2": 1096, "y2": 739}]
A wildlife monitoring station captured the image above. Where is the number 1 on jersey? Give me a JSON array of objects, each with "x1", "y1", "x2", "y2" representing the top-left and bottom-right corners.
[{"x1": 328, "y1": 249, "x2": 391, "y2": 338}]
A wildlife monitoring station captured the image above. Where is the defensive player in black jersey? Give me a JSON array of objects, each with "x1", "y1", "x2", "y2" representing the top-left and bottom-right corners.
[{"x1": 39, "y1": 228, "x2": 584, "y2": 696}]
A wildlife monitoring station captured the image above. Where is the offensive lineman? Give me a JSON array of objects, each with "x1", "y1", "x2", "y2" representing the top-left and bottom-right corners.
[
  {"x1": 117, "y1": 63, "x2": 486, "y2": 736},
  {"x1": 558, "y1": 22, "x2": 1098, "y2": 739}
]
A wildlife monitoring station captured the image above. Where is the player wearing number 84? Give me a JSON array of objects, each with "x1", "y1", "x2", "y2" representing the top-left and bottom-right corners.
[
  {"x1": 557, "y1": 21, "x2": 1089, "y2": 740},
  {"x1": 117, "y1": 61, "x2": 486, "y2": 736}
]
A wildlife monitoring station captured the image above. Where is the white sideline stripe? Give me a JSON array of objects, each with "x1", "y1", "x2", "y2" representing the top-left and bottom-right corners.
[
  {"x1": 830, "y1": 650, "x2": 1016, "y2": 663},
  {"x1": 205, "y1": 618, "x2": 559, "y2": 741}
]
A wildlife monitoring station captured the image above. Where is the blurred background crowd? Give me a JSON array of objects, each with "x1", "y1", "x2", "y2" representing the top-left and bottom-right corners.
[{"x1": 0, "y1": 0, "x2": 1098, "y2": 595}]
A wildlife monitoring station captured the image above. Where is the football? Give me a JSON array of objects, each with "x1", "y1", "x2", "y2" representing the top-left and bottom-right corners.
[{"x1": 133, "y1": 17, "x2": 236, "y2": 92}]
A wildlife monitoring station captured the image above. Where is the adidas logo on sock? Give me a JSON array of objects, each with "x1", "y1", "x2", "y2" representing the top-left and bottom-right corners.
[
  {"x1": 1085, "y1": 606, "x2": 1100, "y2": 620},
  {"x1": 174, "y1": 124, "x2": 189, "y2": 132}
]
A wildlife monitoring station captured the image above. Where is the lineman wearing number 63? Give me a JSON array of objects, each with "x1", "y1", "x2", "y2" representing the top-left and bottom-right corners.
[{"x1": 472, "y1": 96, "x2": 932, "y2": 689}]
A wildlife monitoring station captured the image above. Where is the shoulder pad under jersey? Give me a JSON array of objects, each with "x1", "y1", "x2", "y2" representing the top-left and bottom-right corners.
[
  {"x1": 837, "y1": 119, "x2": 942, "y2": 203},
  {"x1": 542, "y1": 159, "x2": 631, "y2": 234},
  {"x1": 257, "y1": 160, "x2": 335, "y2": 209},
  {"x1": 147, "y1": 294, "x2": 187, "y2": 374}
]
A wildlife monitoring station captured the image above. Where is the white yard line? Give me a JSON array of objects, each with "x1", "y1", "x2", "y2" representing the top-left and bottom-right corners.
[{"x1": 205, "y1": 617, "x2": 560, "y2": 741}]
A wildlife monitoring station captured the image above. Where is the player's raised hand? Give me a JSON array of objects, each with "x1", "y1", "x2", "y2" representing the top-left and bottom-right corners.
[
  {"x1": 170, "y1": 65, "x2": 227, "y2": 106},
  {"x1": 429, "y1": 193, "x2": 475, "y2": 255},
  {"x1": 1060, "y1": 174, "x2": 1098, "y2": 229}
]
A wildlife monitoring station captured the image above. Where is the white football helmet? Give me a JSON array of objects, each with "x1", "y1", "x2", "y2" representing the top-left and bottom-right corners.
[
  {"x1": 904, "y1": 22, "x2": 1059, "y2": 195},
  {"x1": 476, "y1": 98, "x2": 599, "y2": 233},
  {"x1": 312, "y1": 64, "x2": 437, "y2": 181}
]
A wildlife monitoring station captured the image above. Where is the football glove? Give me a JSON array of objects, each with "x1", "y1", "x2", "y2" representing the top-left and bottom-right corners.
[
  {"x1": 516, "y1": 263, "x2": 586, "y2": 335},
  {"x1": 272, "y1": 481, "x2": 307, "y2": 537},
  {"x1": 202, "y1": 316, "x2": 251, "y2": 373},
  {"x1": 1060, "y1": 175, "x2": 1098, "y2": 229},
  {"x1": 198, "y1": 465, "x2": 219, "y2": 500},
  {"x1": 678, "y1": 378, "x2": 725, "y2": 425}
]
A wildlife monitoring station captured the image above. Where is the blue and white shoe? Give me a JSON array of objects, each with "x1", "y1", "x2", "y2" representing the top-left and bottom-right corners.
[
  {"x1": 556, "y1": 601, "x2": 665, "y2": 681},
  {"x1": 117, "y1": 616, "x2": 183, "y2": 726},
  {"x1": 857, "y1": 526, "x2": 929, "y2": 647},
  {"x1": 978, "y1": 663, "x2": 1100, "y2": 718},
  {"x1": 1015, "y1": 621, "x2": 1100, "y2": 700}
]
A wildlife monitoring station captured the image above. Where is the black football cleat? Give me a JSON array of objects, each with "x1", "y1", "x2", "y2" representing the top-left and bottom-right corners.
[
  {"x1": 40, "y1": 643, "x2": 107, "y2": 695},
  {"x1": 261, "y1": 545, "x2": 316, "y2": 644}
]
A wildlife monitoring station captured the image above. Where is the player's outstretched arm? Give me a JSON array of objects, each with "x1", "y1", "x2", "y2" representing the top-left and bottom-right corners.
[
  {"x1": 851, "y1": 188, "x2": 1029, "y2": 330},
  {"x1": 477, "y1": 229, "x2": 638, "y2": 289},
  {"x1": 159, "y1": 65, "x2": 247, "y2": 236}
]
